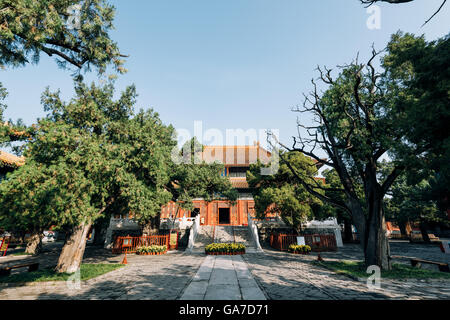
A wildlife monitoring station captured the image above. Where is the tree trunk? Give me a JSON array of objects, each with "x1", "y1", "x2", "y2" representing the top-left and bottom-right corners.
[
  {"x1": 364, "y1": 195, "x2": 391, "y2": 270},
  {"x1": 405, "y1": 221, "x2": 412, "y2": 237},
  {"x1": 398, "y1": 220, "x2": 407, "y2": 237},
  {"x1": 419, "y1": 220, "x2": 430, "y2": 243},
  {"x1": 343, "y1": 219, "x2": 353, "y2": 242},
  {"x1": 55, "y1": 222, "x2": 92, "y2": 274},
  {"x1": 142, "y1": 215, "x2": 160, "y2": 235},
  {"x1": 25, "y1": 231, "x2": 42, "y2": 255},
  {"x1": 347, "y1": 198, "x2": 366, "y2": 247},
  {"x1": 93, "y1": 218, "x2": 109, "y2": 245}
]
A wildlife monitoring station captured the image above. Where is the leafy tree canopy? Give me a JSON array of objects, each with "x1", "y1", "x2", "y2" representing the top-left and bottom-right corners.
[
  {"x1": 0, "y1": 0, "x2": 126, "y2": 146},
  {"x1": 277, "y1": 32, "x2": 449, "y2": 268},
  {"x1": 0, "y1": 83, "x2": 239, "y2": 233},
  {"x1": 382, "y1": 32, "x2": 450, "y2": 209},
  {"x1": 0, "y1": 82, "x2": 34, "y2": 147},
  {"x1": 385, "y1": 172, "x2": 449, "y2": 228},
  {"x1": 247, "y1": 151, "x2": 322, "y2": 231},
  {"x1": 0, "y1": 81, "x2": 175, "y2": 233},
  {"x1": 0, "y1": 0, "x2": 125, "y2": 73}
]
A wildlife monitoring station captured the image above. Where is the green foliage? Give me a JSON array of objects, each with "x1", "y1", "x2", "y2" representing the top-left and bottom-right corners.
[
  {"x1": 0, "y1": 82, "x2": 6, "y2": 119},
  {"x1": 136, "y1": 245, "x2": 167, "y2": 254},
  {"x1": 317, "y1": 168, "x2": 365, "y2": 225},
  {"x1": 316, "y1": 169, "x2": 349, "y2": 220},
  {"x1": 318, "y1": 63, "x2": 400, "y2": 173},
  {"x1": 0, "y1": 81, "x2": 239, "y2": 234},
  {"x1": 247, "y1": 151, "x2": 322, "y2": 231},
  {"x1": 316, "y1": 260, "x2": 450, "y2": 280},
  {"x1": 385, "y1": 172, "x2": 448, "y2": 227},
  {"x1": 0, "y1": 160, "x2": 88, "y2": 233},
  {"x1": 0, "y1": 0, "x2": 125, "y2": 73},
  {"x1": 287, "y1": 33, "x2": 449, "y2": 266},
  {"x1": 0, "y1": 83, "x2": 32, "y2": 146},
  {"x1": 0, "y1": 0, "x2": 126, "y2": 147},
  {"x1": 0, "y1": 81, "x2": 176, "y2": 233},
  {"x1": 282, "y1": 33, "x2": 449, "y2": 268},
  {"x1": 0, "y1": 264, "x2": 124, "y2": 283},
  {"x1": 11, "y1": 251, "x2": 33, "y2": 256},
  {"x1": 205, "y1": 243, "x2": 246, "y2": 253},
  {"x1": 382, "y1": 32, "x2": 450, "y2": 209},
  {"x1": 168, "y1": 137, "x2": 238, "y2": 212}
]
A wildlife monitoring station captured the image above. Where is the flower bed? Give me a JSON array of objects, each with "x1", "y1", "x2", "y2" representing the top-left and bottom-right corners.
[
  {"x1": 136, "y1": 245, "x2": 167, "y2": 255},
  {"x1": 288, "y1": 244, "x2": 311, "y2": 255},
  {"x1": 205, "y1": 243, "x2": 246, "y2": 255}
]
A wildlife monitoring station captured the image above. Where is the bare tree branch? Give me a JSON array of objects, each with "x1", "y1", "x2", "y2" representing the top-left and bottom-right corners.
[
  {"x1": 422, "y1": 0, "x2": 447, "y2": 26},
  {"x1": 360, "y1": 0, "x2": 447, "y2": 26}
]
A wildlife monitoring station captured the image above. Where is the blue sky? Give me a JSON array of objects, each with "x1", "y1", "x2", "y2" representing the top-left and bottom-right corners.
[{"x1": 1, "y1": 0, "x2": 449, "y2": 149}]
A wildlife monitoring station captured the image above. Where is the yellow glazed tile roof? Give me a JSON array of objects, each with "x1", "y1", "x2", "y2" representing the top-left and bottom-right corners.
[
  {"x1": 230, "y1": 177, "x2": 249, "y2": 189},
  {"x1": 202, "y1": 144, "x2": 272, "y2": 166},
  {"x1": 0, "y1": 151, "x2": 25, "y2": 169}
]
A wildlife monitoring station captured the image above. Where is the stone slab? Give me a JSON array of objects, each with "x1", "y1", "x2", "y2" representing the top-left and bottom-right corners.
[
  {"x1": 204, "y1": 284, "x2": 241, "y2": 300},
  {"x1": 241, "y1": 286, "x2": 267, "y2": 300},
  {"x1": 180, "y1": 280, "x2": 209, "y2": 298}
]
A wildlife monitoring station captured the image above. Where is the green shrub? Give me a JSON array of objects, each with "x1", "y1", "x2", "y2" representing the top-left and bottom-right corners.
[
  {"x1": 136, "y1": 245, "x2": 167, "y2": 254},
  {"x1": 288, "y1": 244, "x2": 311, "y2": 254},
  {"x1": 205, "y1": 243, "x2": 246, "y2": 254}
]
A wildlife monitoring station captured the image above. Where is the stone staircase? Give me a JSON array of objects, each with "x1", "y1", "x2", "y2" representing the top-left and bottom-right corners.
[
  {"x1": 214, "y1": 226, "x2": 234, "y2": 243},
  {"x1": 233, "y1": 226, "x2": 257, "y2": 250},
  {"x1": 215, "y1": 226, "x2": 260, "y2": 253},
  {"x1": 190, "y1": 225, "x2": 262, "y2": 253},
  {"x1": 192, "y1": 225, "x2": 215, "y2": 252}
]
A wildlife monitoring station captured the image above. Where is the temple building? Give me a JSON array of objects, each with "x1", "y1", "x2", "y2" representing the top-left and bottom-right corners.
[
  {"x1": 159, "y1": 143, "x2": 277, "y2": 227},
  {"x1": 104, "y1": 143, "x2": 278, "y2": 246},
  {"x1": 0, "y1": 150, "x2": 25, "y2": 181}
]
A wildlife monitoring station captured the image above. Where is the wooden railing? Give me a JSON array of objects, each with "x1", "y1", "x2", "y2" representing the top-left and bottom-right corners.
[
  {"x1": 270, "y1": 233, "x2": 297, "y2": 251},
  {"x1": 253, "y1": 217, "x2": 278, "y2": 222},
  {"x1": 0, "y1": 237, "x2": 10, "y2": 256},
  {"x1": 270, "y1": 233, "x2": 337, "y2": 252},
  {"x1": 304, "y1": 234, "x2": 337, "y2": 252},
  {"x1": 388, "y1": 233, "x2": 409, "y2": 240},
  {"x1": 112, "y1": 235, "x2": 169, "y2": 254}
]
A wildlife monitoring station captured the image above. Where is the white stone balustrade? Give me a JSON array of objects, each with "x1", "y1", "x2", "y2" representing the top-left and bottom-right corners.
[{"x1": 247, "y1": 213, "x2": 263, "y2": 252}]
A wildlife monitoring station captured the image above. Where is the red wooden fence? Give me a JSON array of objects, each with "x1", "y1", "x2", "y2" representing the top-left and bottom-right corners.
[
  {"x1": 270, "y1": 233, "x2": 297, "y2": 251},
  {"x1": 168, "y1": 231, "x2": 179, "y2": 250},
  {"x1": 112, "y1": 235, "x2": 169, "y2": 254},
  {"x1": 305, "y1": 234, "x2": 337, "y2": 252},
  {"x1": 0, "y1": 237, "x2": 10, "y2": 256},
  {"x1": 270, "y1": 233, "x2": 337, "y2": 252}
]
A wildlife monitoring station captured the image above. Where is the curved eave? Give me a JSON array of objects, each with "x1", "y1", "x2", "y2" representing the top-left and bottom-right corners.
[{"x1": 0, "y1": 151, "x2": 25, "y2": 169}]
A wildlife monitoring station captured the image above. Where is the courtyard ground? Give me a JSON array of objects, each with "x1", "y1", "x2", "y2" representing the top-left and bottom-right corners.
[{"x1": 0, "y1": 240, "x2": 449, "y2": 300}]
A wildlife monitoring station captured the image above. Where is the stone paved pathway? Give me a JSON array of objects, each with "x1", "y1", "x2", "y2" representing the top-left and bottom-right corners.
[
  {"x1": 243, "y1": 248, "x2": 450, "y2": 300},
  {"x1": 0, "y1": 251, "x2": 205, "y2": 300},
  {"x1": 179, "y1": 255, "x2": 266, "y2": 300},
  {"x1": 1, "y1": 242, "x2": 449, "y2": 300}
]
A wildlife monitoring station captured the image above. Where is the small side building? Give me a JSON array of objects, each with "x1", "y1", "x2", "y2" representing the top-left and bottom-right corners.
[{"x1": 0, "y1": 150, "x2": 24, "y2": 181}]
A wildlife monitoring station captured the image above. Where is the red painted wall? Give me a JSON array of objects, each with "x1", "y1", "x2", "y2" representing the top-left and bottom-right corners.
[{"x1": 160, "y1": 200, "x2": 277, "y2": 226}]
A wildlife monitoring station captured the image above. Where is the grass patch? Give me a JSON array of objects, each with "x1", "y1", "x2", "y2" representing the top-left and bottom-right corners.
[
  {"x1": 314, "y1": 260, "x2": 450, "y2": 280},
  {"x1": 0, "y1": 263, "x2": 124, "y2": 283},
  {"x1": 11, "y1": 251, "x2": 33, "y2": 256}
]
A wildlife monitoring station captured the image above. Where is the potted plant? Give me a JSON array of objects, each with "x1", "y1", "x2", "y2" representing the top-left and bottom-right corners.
[
  {"x1": 136, "y1": 245, "x2": 167, "y2": 255},
  {"x1": 288, "y1": 244, "x2": 311, "y2": 255},
  {"x1": 205, "y1": 243, "x2": 246, "y2": 255}
]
